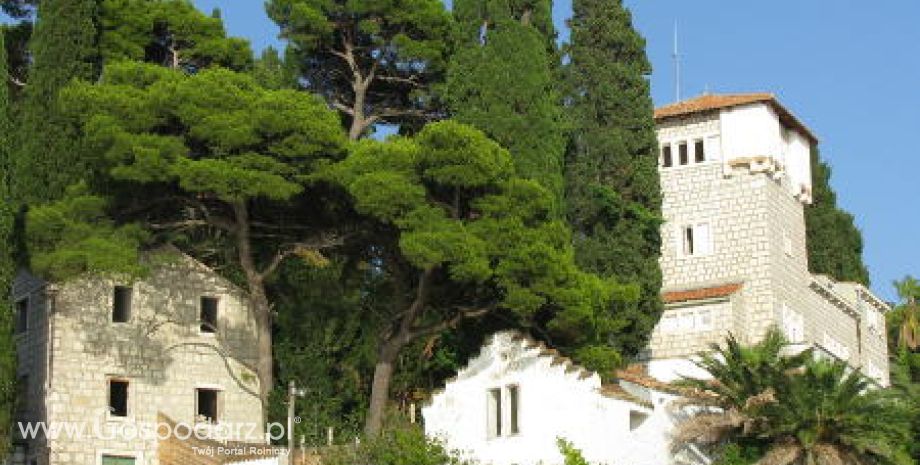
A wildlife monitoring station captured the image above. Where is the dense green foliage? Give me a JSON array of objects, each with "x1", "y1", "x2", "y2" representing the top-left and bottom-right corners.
[
  {"x1": 266, "y1": 0, "x2": 454, "y2": 139},
  {"x1": 677, "y1": 332, "x2": 912, "y2": 465},
  {"x1": 448, "y1": 0, "x2": 566, "y2": 209},
  {"x1": 889, "y1": 277, "x2": 920, "y2": 463},
  {"x1": 0, "y1": 27, "x2": 17, "y2": 459},
  {"x1": 324, "y1": 416, "x2": 466, "y2": 465},
  {"x1": 10, "y1": 0, "x2": 100, "y2": 205},
  {"x1": 805, "y1": 147, "x2": 870, "y2": 285},
  {"x1": 331, "y1": 120, "x2": 632, "y2": 434},
  {"x1": 100, "y1": 0, "x2": 253, "y2": 72},
  {"x1": 563, "y1": 0, "x2": 662, "y2": 357}
]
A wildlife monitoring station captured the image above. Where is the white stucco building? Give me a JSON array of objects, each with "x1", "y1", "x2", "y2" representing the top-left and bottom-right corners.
[
  {"x1": 425, "y1": 93, "x2": 892, "y2": 465},
  {"x1": 423, "y1": 332, "x2": 703, "y2": 465}
]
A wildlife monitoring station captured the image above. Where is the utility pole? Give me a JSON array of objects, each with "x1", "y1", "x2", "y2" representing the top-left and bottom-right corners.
[{"x1": 287, "y1": 381, "x2": 307, "y2": 465}]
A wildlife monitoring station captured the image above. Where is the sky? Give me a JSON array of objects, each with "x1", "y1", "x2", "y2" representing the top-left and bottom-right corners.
[{"x1": 199, "y1": 1, "x2": 918, "y2": 302}]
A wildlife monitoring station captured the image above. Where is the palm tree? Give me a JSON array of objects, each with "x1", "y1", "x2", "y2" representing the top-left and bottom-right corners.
[
  {"x1": 892, "y1": 276, "x2": 920, "y2": 350},
  {"x1": 672, "y1": 330, "x2": 811, "y2": 448},
  {"x1": 755, "y1": 360, "x2": 911, "y2": 465},
  {"x1": 674, "y1": 332, "x2": 912, "y2": 465}
]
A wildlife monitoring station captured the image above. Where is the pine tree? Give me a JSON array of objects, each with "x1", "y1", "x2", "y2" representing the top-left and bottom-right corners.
[
  {"x1": 10, "y1": 0, "x2": 99, "y2": 205},
  {"x1": 448, "y1": 0, "x2": 566, "y2": 210},
  {"x1": 0, "y1": 27, "x2": 18, "y2": 460},
  {"x1": 266, "y1": 0, "x2": 453, "y2": 140},
  {"x1": 805, "y1": 147, "x2": 870, "y2": 285},
  {"x1": 563, "y1": 0, "x2": 662, "y2": 356}
]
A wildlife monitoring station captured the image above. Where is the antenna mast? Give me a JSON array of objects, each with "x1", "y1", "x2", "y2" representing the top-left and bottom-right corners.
[{"x1": 673, "y1": 21, "x2": 681, "y2": 102}]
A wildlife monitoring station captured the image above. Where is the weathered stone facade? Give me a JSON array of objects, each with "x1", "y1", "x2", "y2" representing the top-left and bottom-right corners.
[
  {"x1": 647, "y1": 96, "x2": 890, "y2": 386},
  {"x1": 11, "y1": 249, "x2": 264, "y2": 465}
]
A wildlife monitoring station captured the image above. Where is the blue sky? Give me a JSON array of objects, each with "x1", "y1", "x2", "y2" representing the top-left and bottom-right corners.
[{"x1": 204, "y1": 1, "x2": 918, "y2": 301}]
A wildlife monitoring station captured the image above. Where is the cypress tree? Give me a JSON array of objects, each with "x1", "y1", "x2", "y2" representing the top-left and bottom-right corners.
[
  {"x1": 11, "y1": 0, "x2": 99, "y2": 205},
  {"x1": 805, "y1": 147, "x2": 870, "y2": 285},
  {"x1": 564, "y1": 0, "x2": 662, "y2": 356},
  {"x1": 0, "y1": 27, "x2": 18, "y2": 459},
  {"x1": 448, "y1": 0, "x2": 566, "y2": 210}
]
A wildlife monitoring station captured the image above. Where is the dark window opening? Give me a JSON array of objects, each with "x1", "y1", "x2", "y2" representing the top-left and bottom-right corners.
[
  {"x1": 102, "y1": 455, "x2": 136, "y2": 465},
  {"x1": 507, "y1": 385, "x2": 519, "y2": 435},
  {"x1": 661, "y1": 145, "x2": 673, "y2": 168},
  {"x1": 15, "y1": 299, "x2": 27, "y2": 334},
  {"x1": 200, "y1": 297, "x2": 219, "y2": 333},
  {"x1": 487, "y1": 388, "x2": 501, "y2": 438},
  {"x1": 678, "y1": 142, "x2": 689, "y2": 165},
  {"x1": 112, "y1": 286, "x2": 132, "y2": 323},
  {"x1": 109, "y1": 380, "x2": 129, "y2": 417},
  {"x1": 695, "y1": 139, "x2": 705, "y2": 163},
  {"x1": 683, "y1": 226, "x2": 695, "y2": 256},
  {"x1": 197, "y1": 389, "x2": 220, "y2": 423},
  {"x1": 630, "y1": 410, "x2": 650, "y2": 431}
]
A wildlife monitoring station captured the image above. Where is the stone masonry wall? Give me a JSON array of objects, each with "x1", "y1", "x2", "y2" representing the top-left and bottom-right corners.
[
  {"x1": 651, "y1": 111, "x2": 886, "y2": 380},
  {"x1": 15, "y1": 250, "x2": 264, "y2": 465}
]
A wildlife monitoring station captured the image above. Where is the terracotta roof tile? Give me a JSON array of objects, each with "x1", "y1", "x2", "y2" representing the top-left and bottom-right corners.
[
  {"x1": 655, "y1": 93, "x2": 818, "y2": 143},
  {"x1": 663, "y1": 283, "x2": 743, "y2": 304},
  {"x1": 615, "y1": 366, "x2": 683, "y2": 395},
  {"x1": 599, "y1": 384, "x2": 654, "y2": 409}
]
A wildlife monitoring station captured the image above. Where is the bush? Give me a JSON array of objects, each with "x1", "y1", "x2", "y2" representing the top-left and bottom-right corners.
[
  {"x1": 557, "y1": 438, "x2": 591, "y2": 465},
  {"x1": 324, "y1": 415, "x2": 467, "y2": 465}
]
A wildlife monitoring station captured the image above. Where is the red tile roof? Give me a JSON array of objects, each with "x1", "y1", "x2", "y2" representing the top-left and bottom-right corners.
[
  {"x1": 615, "y1": 365, "x2": 683, "y2": 395},
  {"x1": 655, "y1": 93, "x2": 818, "y2": 143},
  {"x1": 662, "y1": 283, "x2": 743, "y2": 304}
]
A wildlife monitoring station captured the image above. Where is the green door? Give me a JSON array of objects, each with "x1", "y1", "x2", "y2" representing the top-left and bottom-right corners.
[{"x1": 101, "y1": 456, "x2": 136, "y2": 465}]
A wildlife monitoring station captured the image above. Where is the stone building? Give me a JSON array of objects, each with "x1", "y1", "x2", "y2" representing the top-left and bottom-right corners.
[
  {"x1": 424, "y1": 93, "x2": 892, "y2": 465},
  {"x1": 9, "y1": 247, "x2": 264, "y2": 465},
  {"x1": 647, "y1": 93, "x2": 890, "y2": 385}
]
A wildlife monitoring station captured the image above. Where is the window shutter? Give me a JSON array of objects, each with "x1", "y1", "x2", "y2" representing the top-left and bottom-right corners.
[{"x1": 695, "y1": 223, "x2": 712, "y2": 255}]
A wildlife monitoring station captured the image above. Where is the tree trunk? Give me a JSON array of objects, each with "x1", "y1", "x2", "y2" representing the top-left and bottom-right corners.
[
  {"x1": 349, "y1": 81, "x2": 368, "y2": 140},
  {"x1": 232, "y1": 200, "x2": 274, "y2": 425},
  {"x1": 365, "y1": 340, "x2": 402, "y2": 438},
  {"x1": 251, "y1": 285, "x2": 274, "y2": 422}
]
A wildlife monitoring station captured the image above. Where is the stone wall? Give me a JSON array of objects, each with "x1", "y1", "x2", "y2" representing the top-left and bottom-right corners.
[
  {"x1": 651, "y1": 110, "x2": 890, "y2": 385},
  {"x1": 12, "y1": 250, "x2": 264, "y2": 465}
]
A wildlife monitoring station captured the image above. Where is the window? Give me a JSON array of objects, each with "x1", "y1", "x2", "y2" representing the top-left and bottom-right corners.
[
  {"x1": 681, "y1": 223, "x2": 712, "y2": 257},
  {"x1": 866, "y1": 308, "x2": 883, "y2": 335},
  {"x1": 101, "y1": 455, "x2": 136, "y2": 465},
  {"x1": 822, "y1": 333, "x2": 850, "y2": 360},
  {"x1": 112, "y1": 286, "x2": 132, "y2": 323},
  {"x1": 682, "y1": 226, "x2": 695, "y2": 256},
  {"x1": 678, "y1": 142, "x2": 689, "y2": 165},
  {"x1": 781, "y1": 304, "x2": 805, "y2": 343},
  {"x1": 695, "y1": 308, "x2": 713, "y2": 331},
  {"x1": 486, "y1": 388, "x2": 502, "y2": 438},
  {"x1": 196, "y1": 388, "x2": 220, "y2": 423},
  {"x1": 14, "y1": 298, "x2": 27, "y2": 334},
  {"x1": 200, "y1": 297, "x2": 219, "y2": 334},
  {"x1": 660, "y1": 304, "x2": 720, "y2": 334},
  {"x1": 507, "y1": 385, "x2": 519, "y2": 435},
  {"x1": 109, "y1": 379, "x2": 129, "y2": 417},
  {"x1": 661, "y1": 145, "x2": 673, "y2": 168},
  {"x1": 630, "y1": 410, "x2": 650, "y2": 431},
  {"x1": 694, "y1": 139, "x2": 705, "y2": 163}
]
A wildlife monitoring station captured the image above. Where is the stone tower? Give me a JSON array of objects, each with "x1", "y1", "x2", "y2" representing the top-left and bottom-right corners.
[{"x1": 645, "y1": 93, "x2": 890, "y2": 385}]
